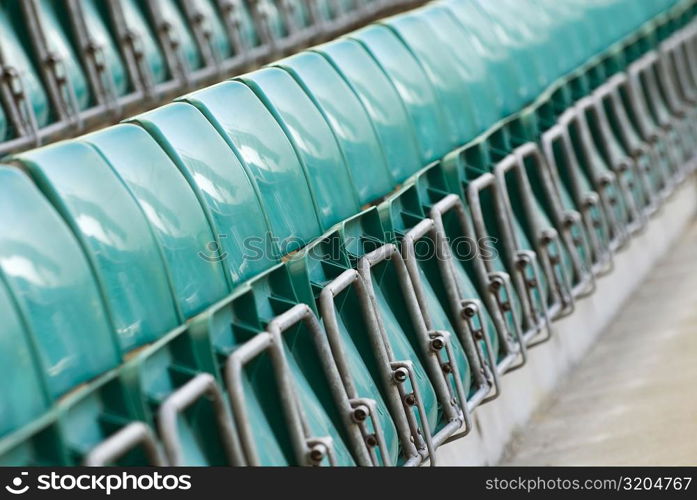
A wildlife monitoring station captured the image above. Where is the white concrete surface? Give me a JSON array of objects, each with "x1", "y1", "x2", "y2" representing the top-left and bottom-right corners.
[
  {"x1": 502, "y1": 208, "x2": 697, "y2": 465},
  {"x1": 435, "y1": 175, "x2": 697, "y2": 466}
]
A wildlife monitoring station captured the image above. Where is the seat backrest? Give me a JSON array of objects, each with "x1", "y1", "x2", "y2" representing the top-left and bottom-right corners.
[
  {"x1": 350, "y1": 25, "x2": 452, "y2": 159},
  {"x1": 316, "y1": 39, "x2": 424, "y2": 177},
  {"x1": 14, "y1": 141, "x2": 181, "y2": 352},
  {"x1": 380, "y1": 10, "x2": 492, "y2": 146},
  {"x1": 390, "y1": 6, "x2": 505, "y2": 137},
  {"x1": 181, "y1": 0, "x2": 233, "y2": 60},
  {"x1": 471, "y1": 0, "x2": 555, "y2": 98},
  {"x1": 34, "y1": 0, "x2": 91, "y2": 111},
  {"x1": 81, "y1": 0, "x2": 129, "y2": 97},
  {"x1": 0, "y1": 272, "x2": 49, "y2": 437},
  {"x1": 130, "y1": 101, "x2": 277, "y2": 286},
  {"x1": 121, "y1": 0, "x2": 168, "y2": 84},
  {"x1": 151, "y1": 0, "x2": 203, "y2": 71},
  {"x1": 0, "y1": 166, "x2": 120, "y2": 399},
  {"x1": 274, "y1": 51, "x2": 397, "y2": 202},
  {"x1": 241, "y1": 67, "x2": 361, "y2": 229},
  {"x1": 439, "y1": 0, "x2": 527, "y2": 115},
  {"x1": 276, "y1": 48, "x2": 409, "y2": 196},
  {"x1": 180, "y1": 80, "x2": 323, "y2": 252},
  {"x1": 0, "y1": 3, "x2": 50, "y2": 128},
  {"x1": 83, "y1": 124, "x2": 231, "y2": 316}
]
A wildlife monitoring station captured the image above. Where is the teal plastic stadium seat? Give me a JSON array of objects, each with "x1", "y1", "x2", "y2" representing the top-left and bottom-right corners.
[
  {"x1": 286, "y1": 244, "x2": 406, "y2": 464},
  {"x1": 350, "y1": 25, "x2": 453, "y2": 159},
  {"x1": 0, "y1": 166, "x2": 120, "y2": 399},
  {"x1": 468, "y1": 0, "x2": 554, "y2": 103},
  {"x1": 399, "y1": 7, "x2": 505, "y2": 130},
  {"x1": 439, "y1": 0, "x2": 527, "y2": 115},
  {"x1": 236, "y1": 0, "x2": 262, "y2": 49},
  {"x1": 84, "y1": 124, "x2": 231, "y2": 316},
  {"x1": 0, "y1": 3, "x2": 50, "y2": 129},
  {"x1": 478, "y1": 0, "x2": 568, "y2": 82},
  {"x1": 377, "y1": 188, "x2": 474, "y2": 395},
  {"x1": 33, "y1": 0, "x2": 91, "y2": 111},
  {"x1": 382, "y1": 9, "x2": 499, "y2": 145},
  {"x1": 130, "y1": 101, "x2": 278, "y2": 285},
  {"x1": 272, "y1": 52, "x2": 394, "y2": 195},
  {"x1": 14, "y1": 142, "x2": 180, "y2": 352},
  {"x1": 178, "y1": 0, "x2": 233, "y2": 61},
  {"x1": 532, "y1": 0, "x2": 593, "y2": 73},
  {"x1": 315, "y1": 39, "x2": 424, "y2": 178},
  {"x1": 121, "y1": 0, "x2": 168, "y2": 84},
  {"x1": 189, "y1": 266, "x2": 361, "y2": 466},
  {"x1": 0, "y1": 273, "x2": 50, "y2": 437},
  {"x1": 148, "y1": 0, "x2": 203, "y2": 71},
  {"x1": 80, "y1": 0, "x2": 130, "y2": 97},
  {"x1": 241, "y1": 68, "x2": 361, "y2": 229},
  {"x1": 273, "y1": 51, "x2": 399, "y2": 202},
  {"x1": 180, "y1": 81, "x2": 323, "y2": 252}
]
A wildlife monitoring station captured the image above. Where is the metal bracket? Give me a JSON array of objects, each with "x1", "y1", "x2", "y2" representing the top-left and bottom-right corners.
[
  {"x1": 248, "y1": 0, "x2": 279, "y2": 61},
  {"x1": 657, "y1": 35, "x2": 697, "y2": 176},
  {"x1": 84, "y1": 40, "x2": 122, "y2": 119},
  {"x1": 514, "y1": 141, "x2": 595, "y2": 299},
  {"x1": 592, "y1": 76, "x2": 663, "y2": 214},
  {"x1": 21, "y1": 0, "x2": 82, "y2": 136},
  {"x1": 66, "y1": 0, "x2": 121, "y2": 122},
  {"x1": 0, "y1": 65, "x2": 40, "y2": 146},
  {"x1": 515, "y1": 249, "x2": 553, "y2": 347},
  {"x1": 577, "y1": 93, "x2": 649, "y2": 233},
  {"x1": 46, "y1": 52, "x2": 83, "y2": 130},
  {"x1": 465, "y1": 173, "x2": 529, "y2": 372},
  {"x1": 214, "y1": 0, "x2": 249, "y2": 72},
  {"x1": 84, "y1": 421, "x2": 167, "y2": 466},
  {"x1": 226, "y1": 331, "x2": 322, "y2": 466},
  {"x1": 389, "y1": 360, "x2": 436, "y2": 466},
  {"x1": 226, "y1": 304, "x2": 374, "y2": 466},
  {"x1": 429, "y1": 194, "x2": 500, "y2": 402},
  {"x1": 541, "y1": 122, "x2": 614, "y2": 277},
  {"x1": 348, "y1": 397, "x2": 392, "y2": 466},
  {"x1": 561, "y1": 103, "x2": 632, "y2": 249},
  {"x1": 147, "y1": 0, "x2": 193, "y2": 92},
  {"x1": 459, "y1": 298, "x2": 499, "y2": 404},
  {"x1": 626, "y1": 57, "x2": 682, "y2": 194},
  {"x1": 427, "y1": 329, "x2": 471, "y2": 441},
  {"x1": 357, "y1": 243, "x2": 463, "y2": 453},
  {"x1": 637, "y1": 54, "x2": 689, "y2": 184},
  {"x1": 305, "y1": 0, "x2": 330, "y2": 40},
  {"x1": 401, "y1": 219, "x2": 479, "y2": 422},
  {"x1": 319, "y1": 268, "x2": 411, "y2": 466},
  {"x1": 304, "y1": 436, "x2": 337, "y2": 466},
  {"x1": 107, "y1": 0, "x2": 157, "y2": 104},
  {"x1": 158, "y1": 373, "x2": 243, "y2": 466},
  {"x1": 180, "y1": 0, "x2": 224, "y2": 80},
  {"x1": 487, "y1": 270, "x2": 527, "y2": 372},
  {"x1": 493, "y1": 154, "x2": 572, "y2": 321}
]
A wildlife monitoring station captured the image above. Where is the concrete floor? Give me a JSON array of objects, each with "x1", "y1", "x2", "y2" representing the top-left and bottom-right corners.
[{"x1": 502, "y1": 220, "x2": 697, "y2": 465}]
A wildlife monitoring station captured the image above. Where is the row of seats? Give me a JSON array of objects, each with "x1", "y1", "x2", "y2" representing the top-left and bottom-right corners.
[
  {"x1": 0, "y1": 0, "x2": 422, "y2": 157},
  {"x1": 0, "y1": 0, "x2": 695, "y2": 466}
]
